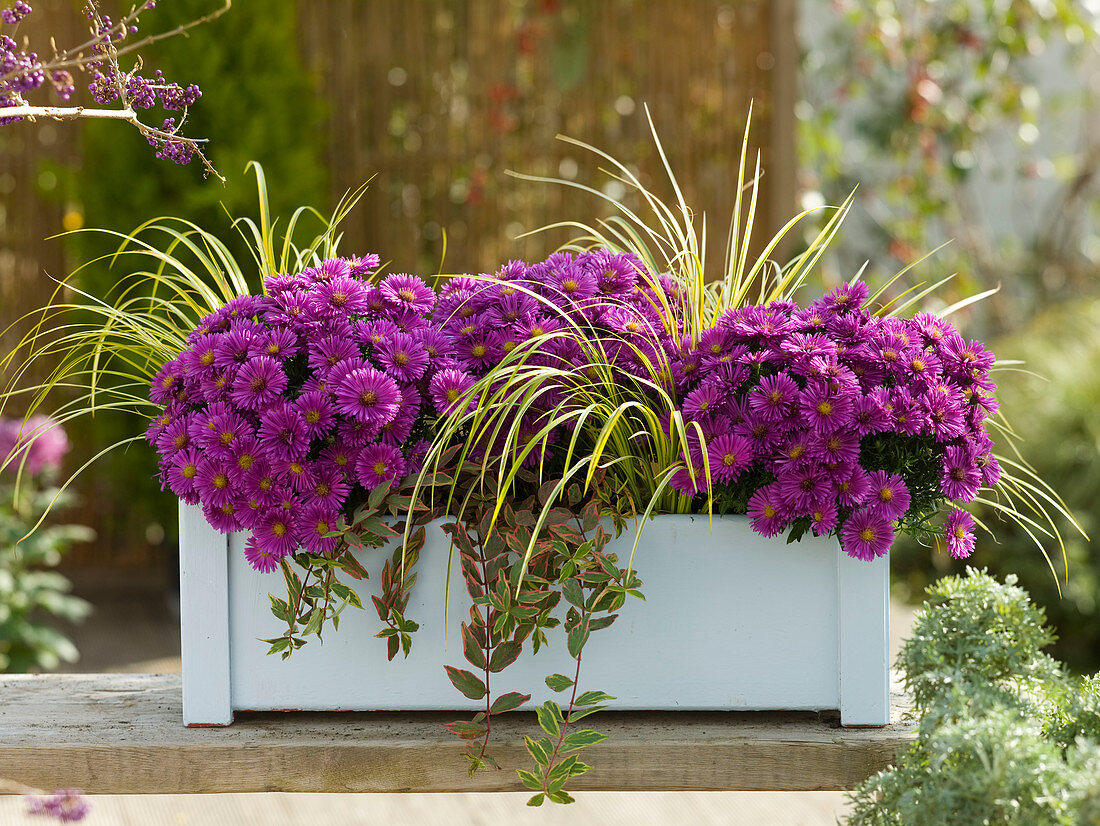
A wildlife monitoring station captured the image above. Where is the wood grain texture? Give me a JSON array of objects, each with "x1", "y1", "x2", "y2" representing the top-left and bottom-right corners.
[{"x1": 0, "y1": 674, "x2": 915, "y2": 794}]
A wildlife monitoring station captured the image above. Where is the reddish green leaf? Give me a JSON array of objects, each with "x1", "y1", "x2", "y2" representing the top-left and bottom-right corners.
[
  {"x1": 444, "y1": 665, "x2": 487, "y2": 700},
  {"x1": 462, "y1": 623, "x2": 487, "y2": 670},
  {"x1": 488, "y1": 641, "x2": 522, "y2": 672},
  {"x1": 489, "y1": 691, "x2": 530, "y2": 714},
  {"x1": 445, "y1": 719, "x2": 488, "y2": 740}
]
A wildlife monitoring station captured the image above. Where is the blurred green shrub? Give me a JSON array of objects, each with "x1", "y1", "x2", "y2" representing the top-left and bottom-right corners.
[
  {"x1": 0, "y1": 418, "x2": 92, "y2": 672},
  {"x1": 892, "y1": 298, "x2": 1100, "y2": 674},
  {"x1": 846, "y1": 569, "x2": 1100, "y2": 825}
]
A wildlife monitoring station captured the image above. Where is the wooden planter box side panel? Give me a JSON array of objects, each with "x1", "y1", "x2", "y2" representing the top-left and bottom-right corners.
[{"x1": 179, "y1": 506, "x2": 890, "y2": 726}]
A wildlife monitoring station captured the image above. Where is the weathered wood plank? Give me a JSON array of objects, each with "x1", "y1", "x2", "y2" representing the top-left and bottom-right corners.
[{"x1": 0, "y1": 674, "x2": 914, "y2": 794}]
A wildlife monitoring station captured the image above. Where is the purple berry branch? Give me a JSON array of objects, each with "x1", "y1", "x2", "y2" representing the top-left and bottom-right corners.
[{"x1": 0, "y1": 0, "x2": 230, "y2": 182}]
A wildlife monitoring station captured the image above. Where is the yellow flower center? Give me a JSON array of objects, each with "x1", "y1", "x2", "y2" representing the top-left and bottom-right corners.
[
  {"x1": 238, "y1": 454, "x2": 254, "y2": 470},
  {"x1": 360, "y1": 390, "x2": 378, "y2": 406},
  {"x1": 213, "y1": 473, "x2": 228, "y2": 490},
  {"x1": 859, "y1": 527, "x2": 875, "y2": 542},
  {"x1": 398, "y1": 288, "x2": 416, "y2": 302},
  {"x1": 273, "y1": 521, "x2": 287, "y2": 537},
  {"x1": 182, "y1": 464, "x2": 197, "y2": 479},
  {"x1": 373, "y1": 460, "x2": 387, "y2": 477},
  {"x1": 816, "y1": 400, "x2": 833, "y2": 416}
]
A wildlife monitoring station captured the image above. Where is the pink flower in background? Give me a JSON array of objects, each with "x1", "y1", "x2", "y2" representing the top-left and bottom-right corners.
[{"x1": 0, "y1": 415, "x2": 70, "y2": 475}]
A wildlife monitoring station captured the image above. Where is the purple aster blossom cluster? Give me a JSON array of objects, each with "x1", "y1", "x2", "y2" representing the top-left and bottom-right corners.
[
  {"x1": 25, "y1": 788, "x2": 90, "y2": 822},
  {"x1": 1, "y1": 2, "x2": 203, "y2": 164},
  {"x1": 432, "y1": 249, "x2": 682, "y2": 464},
  {"x1": 670, "y1": 281, "x2": 998, "y2": 561},
  {"x1": 0, "y1": 415, "x2": 70, "y2": 475},
  {"x1": 147, "y1": 256, "x2": 451, "y2": 573}
]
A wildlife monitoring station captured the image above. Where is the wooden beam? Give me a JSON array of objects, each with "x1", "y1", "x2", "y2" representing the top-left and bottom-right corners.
[{"x1": 0, "y1": 674, "x2": 915, "y2": 794}]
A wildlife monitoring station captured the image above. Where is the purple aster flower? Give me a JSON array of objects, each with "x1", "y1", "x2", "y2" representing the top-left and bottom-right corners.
[
  {"x1": 307, "y1": 334, "x2": 362, "y2": 378},
  {"x1": 181, "y1": 334, "x2": 222, "y2": 376},
  {"x1": 194, "y1": 456, "x2": 236, "y2": 508},
  {"x1": 429, "y1": 368, "x2": 477, "y2": 415},
  {"x1": 348, "y1": 254, "x2": 381, "y2": 278},
  {"x1": 922, "y1": 391, "x2": 966, "y2": 441},
  {"x1": 201, "y1": 411, "x2": 251, "y2": 456},
  {"x1": 308, "y1": 465, "x2": 351, "y2": 510},
  {"x1": 456, "y1": 330, "x2": 504, "y2": 371},
  {"x1": 944, "y1": 507, "x2": 976, "y2": 559},
  {"x1": 810, "y1": 500, "x2": 839, "y2": 536},
  {"x1": 777, "y1": 464, "x2": 830, "y2": 514},
  {"x1": 296, "y1": 390, "x2": 337, "y2": 439},
  {"x1": 584, "y1": 250, "x2": 639, "y2": 295},
  {"x1": 414, "y1": 326, "x2": 456, "y2": 361},
  {"x1": 164, "y1": 447, "x2": 203, "y2": 501},
  {"x1": 333, "y1": 366, "x2": 402, "y2": 427},
  {"x1": 836, "y1": 466, "x2": 872, "y2": 509},
  {"x1": 840, "y1": 508, "x2": 894, "y2": 561},
  {"x1": 809, "y1": 430, "x2": 860, "y2": 469},
  {"x1": 228, "y1": 435, "x2": 263, "y2": 474},
  {"x1": 203, "y1": 500, "x2": 246, "y2": 534},
  {"x1": 213, "y1": 327, "x2": 257, "y2": 370},
  {"x1": 380, "y1": 273, "x2": 436, "y2": 314},
  {"x1": 277, "y1": 458, "x2": 318, "y2": 494},
  {"x1": 355, "y1": 442, "x2": 406, "y2": 491},
  {"x1": 670, "y1": 449, "x2": 708, "y2": 497},
  {"x1": 257, "y1": 401, "x2": 311, "y2": 462},
  {"x1": 254, "y1": 508, "x2": 300, "y2": 560},
  {"x1": 241, "y1": 465, "x2": 285, "y2": 509},
  {"x1": 817, "y1": 280, "x2": 868, "y2": 315},
  {"x1": 851, "y1": 395, "x2": 890, "y2": 437},
  {"x1": 707, "y1": 434, "x2": 754, "y2": 484},
  {"x1": 150, "y1": 358, "x2": 185, "y2": 405},
  {"x1": 317, "y1": 257, "x2": 353, "y2": 281},
  {"x1": 301, "y1": 501, "x2": 342, "y2": 555},
  {"x1": 248, "y1": 328, "x2": 298, "y2": 361},
  {"x1": 312, "y1": 274, "x2": 370, "y2": 317},
  {"x1": 887, "y1": 388, "x2": 929, "y2": 436},
  {"x1": 485, "y1": 291, "x2": 538, "y2": 328},
  {"x1": 866, "y1": 470, "x2": 911, "y2": 521},
  {"x1": 941, "y1": 445, "x2": 982, "y2": 501},
  {"x1": 230, "y1": 356, "x2": 287, "y2": 412},
  {"x1": 749, "y1": 373, "x2": 800, "y2": 422},
  {"x1": 799, "y1": 385, "x2": 853, "y2": 433},
  {"x1": 545, "y1": 260, "x2": 598, "y2": 302},
  {"x1": 244, "y1": 534, "x2": 281, "y2": 573},
  {"x1": 375, "y1": 332, "x2": 430, "y2": 382},
  {"x1": 319, "y1": 443, "x2": 357, "y2": 478},
  {"x1": 154, "y1": 417, "x2": 193, "y2": 458},
  {"x1": 747, "y1": 484, "x2": 787, "y2": 538},
  {"x1": 683, "y1": 379, "x2": 724, "y2": 420}
]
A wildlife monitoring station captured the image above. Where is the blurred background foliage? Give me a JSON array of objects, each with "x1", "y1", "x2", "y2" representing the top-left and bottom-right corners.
[{"x1": 2, "y1": 0, "x2": 1099, "y2": 675}]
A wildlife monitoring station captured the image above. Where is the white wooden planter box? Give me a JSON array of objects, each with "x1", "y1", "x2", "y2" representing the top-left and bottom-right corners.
[{"x1": 179, "y1": 503, "x2": 889, "y2": 727}]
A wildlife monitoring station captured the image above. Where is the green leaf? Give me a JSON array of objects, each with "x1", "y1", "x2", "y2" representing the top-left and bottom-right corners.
[
  {"x1": 462, "y1": 624, "x2": 487, "y2": 670},
  {"x1": 562, "y1": 579, "x2": 585, "y2": 608},
  {"x1": 588, "y1": 614, "x2": 617, "y2": 632},
  {"x1": 567, "y1": 620, "x2": 590, "y2": 658},
  {"x1": 524, "y1": 735, "x2": 551, "y2": 767},
  {"x1": 302, "y1": 606, "x2": 325, "y2": 637},
  {"x1": 264, "y1": 636, "x2": 291, "y2": 656},
  {"x1": 574, "y1": 690, "x2": 614, "y2": 706},
  {"x1": 516, "y1": 769, "x2": 543, "y2": 791},
  {"x1": 488, "y1": 641, "x2": 522, "y2": 673},
  {"x1": 445, "y1": 719, "x2": 487, "y2": 740},
  {"x1": 562, "y1": 729, "x2": 608, "y2": 750},
  {"x1": 444, "y1": 665, "x2": 487, "y2": 701},
  {"x1": 567, "y1": 705, "x2": 605, "y2": 721},
  {"x1": 545, "y1": 673, "x2": 574, "y2": 692},
  {"x1": 526, "y1": 793, "x2": 546, "y2": 807},
  {"x1": 536, "y1": 701, "x2": 563, "y2": 738},
  {"x1": 489, "y1": 691, "x2": 530, "y2": 714},
  {"x1": 547, "y1": 790, "x2": 575, "y2": 805},
  {"x1": 268, "y1": 595, "x2": 291, "y2": 623},
  {"x1": 330, "y1": 582, "x2": 363, "y2": 610}
]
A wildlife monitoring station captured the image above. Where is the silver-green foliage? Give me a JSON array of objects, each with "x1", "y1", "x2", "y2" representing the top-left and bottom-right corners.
[
  {"x1": 846, "y1": 569, "x2": 1100, "y2": 826},
  {"x1": 0, "y1": 477, "x2": 92, "y2": 672}
]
